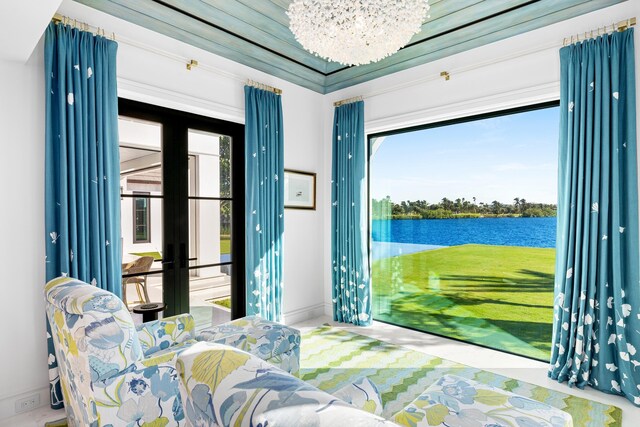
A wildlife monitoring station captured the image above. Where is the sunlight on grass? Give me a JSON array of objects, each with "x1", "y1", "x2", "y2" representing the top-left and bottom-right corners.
[
  {"x1": 372, "y1": 244, "x2": 555, "y2": 360},
  {"x1": 130, "y1": 237, "x2": 230, "y2": 261},
  {"x1": 129, "y1": 251, "x2": 162, "y2": 261},
  {"x1": 211, "y1": 297, "x2": 231, "y2": 309},
  {"x1": 220, "y1": 236, "x2": 230, "y2": 255}
]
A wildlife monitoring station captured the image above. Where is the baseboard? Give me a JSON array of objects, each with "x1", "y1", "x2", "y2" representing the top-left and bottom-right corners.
[
  {"x1": 323, "y1": 303, "x2": 333, "y2": 317},
  {"x1": 0, "y1": 386, "x2": 50, "y2": 421},
  {"x1": 283, "y1": 303, "x2": 326, "y2": 325}
]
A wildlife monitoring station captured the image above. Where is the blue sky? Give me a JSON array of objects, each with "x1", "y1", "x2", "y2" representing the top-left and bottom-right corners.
[{"x1": 370, "y1": 106, "x2": 560, "y2": 205}]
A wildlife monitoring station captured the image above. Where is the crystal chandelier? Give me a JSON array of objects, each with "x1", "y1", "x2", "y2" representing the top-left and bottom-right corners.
[{"x1": 287, "y1": 0, "x2": 430, "y2": 66}]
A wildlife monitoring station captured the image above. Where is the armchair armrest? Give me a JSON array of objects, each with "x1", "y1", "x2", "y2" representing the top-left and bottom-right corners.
[{"x1": 137, "y1": 313, "x2": 195, "y2": 357}]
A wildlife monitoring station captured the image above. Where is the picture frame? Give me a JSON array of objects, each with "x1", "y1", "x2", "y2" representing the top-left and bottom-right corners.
[{"x1": 284, "y1": 169, "x2": 316, "y2": 210}]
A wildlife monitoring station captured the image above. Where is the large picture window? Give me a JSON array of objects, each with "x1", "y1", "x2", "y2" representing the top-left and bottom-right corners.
[{"x1": 369, "y1": 102, "x2": 559, "y2": 360}]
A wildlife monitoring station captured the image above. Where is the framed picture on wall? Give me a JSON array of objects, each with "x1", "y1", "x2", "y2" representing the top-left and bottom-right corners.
[{"x1": 284, "y1": 169, "x2": 316, "y2": 210}]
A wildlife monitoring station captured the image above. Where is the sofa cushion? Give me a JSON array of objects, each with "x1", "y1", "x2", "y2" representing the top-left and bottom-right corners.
[
  {"x1": 196, "y1": 315, "x2": 300, "y2": 372},
  {"x1": 392, "y1": 374, "x2": 573, "y2": 427},
  {"x1": 333, "y1": 377, "x2": 384, "y2": 415},
  {"x1": 177, "y1": 342, "x2": 400, "y2": 426}
]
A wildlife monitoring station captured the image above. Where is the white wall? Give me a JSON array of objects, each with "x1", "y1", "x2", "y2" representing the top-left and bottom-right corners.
[
  {"x1": 0, "y1": 0, "x2": 325, "y2": 419},
  {"x1": 320, "y1": 0, "x2": 640, "y2": 313},
  {"x1": 0, "y1": 45, "x2": 48, "y2": 418}
]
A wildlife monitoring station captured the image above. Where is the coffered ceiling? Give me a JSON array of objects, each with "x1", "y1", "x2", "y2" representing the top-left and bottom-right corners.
[{"x1": 75, "y1": 0, "x2": 625, "y2": 93}]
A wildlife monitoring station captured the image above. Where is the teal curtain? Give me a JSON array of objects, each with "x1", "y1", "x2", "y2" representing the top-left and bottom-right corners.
[
  {"x1": 331, "y1": 101, "x2": 371, "y2": 326},
  {"x1": 244, "y1": 86, "x2": 284, "y2": 322},
  {"x1": 549, "y1": 29, "x2": 640, "y2": 406},
  {"x1": 44, "y1": 22, "x2": 121, "y2": 409}
]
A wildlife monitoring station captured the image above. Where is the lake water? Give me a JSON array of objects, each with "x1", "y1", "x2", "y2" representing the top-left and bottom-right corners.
[{"x1": 372, "y1": 217, "x2": 556, "y2": 248}]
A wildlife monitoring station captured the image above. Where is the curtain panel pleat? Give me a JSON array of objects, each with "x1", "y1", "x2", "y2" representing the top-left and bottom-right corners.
[
  {"x1": 244, "y1": 86, "x2": 284, "y2": 322},
  {"x1": 331, "y1": 101, "x2": 371, "y2": 326},
  {"x1": 549, "y1": 28, "x2": 640, "y2": 407},
  {"x1": 44, "y1": 22, "x2": 121, "y2": 408}
]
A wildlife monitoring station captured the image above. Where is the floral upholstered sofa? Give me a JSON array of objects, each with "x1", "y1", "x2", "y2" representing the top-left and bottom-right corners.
[
  {"x1": 176, "y1": 343, "x2": 574, "y2": 427},
  {"x1": 45, "y1": 277, "x2": 300, "y2": 426}
]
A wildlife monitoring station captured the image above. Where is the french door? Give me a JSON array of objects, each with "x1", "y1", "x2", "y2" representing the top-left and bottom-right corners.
[{"x1": 118, "y1": 98, "x2": 245, "y2": 326}]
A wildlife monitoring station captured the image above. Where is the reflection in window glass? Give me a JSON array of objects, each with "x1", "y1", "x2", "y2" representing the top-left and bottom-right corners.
[
  {"x1": 118, "y1": 116, "x2": 164, "y2": 308},
  {"x1": 134, "y1": 193, "x2": 150, "y2": 243},
  {"x1": 188, "y1": 130, "x2": 234, "y2": 329},
  {"x1": 370, "y1": 105, "x2": 559, "y2": 360}
]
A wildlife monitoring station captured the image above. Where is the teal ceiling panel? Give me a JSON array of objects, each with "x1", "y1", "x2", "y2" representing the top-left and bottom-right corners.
[{"x1": 73, "y1": 0, "x2": 627, "y2": 94}]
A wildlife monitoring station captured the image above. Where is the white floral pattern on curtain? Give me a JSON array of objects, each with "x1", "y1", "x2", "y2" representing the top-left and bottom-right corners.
[
  {"x1": 244, "y1": 86, "x2": 284, "y2": 322},
  {"x1": 44, "y1": 22, "x2": 121, "y2": 408},
  {"x1": 549, "y1": 28, "x2": 640, "y2": 407},
  {"x1": 331, "y1": 101, "x2": 371, "y2": 326}
]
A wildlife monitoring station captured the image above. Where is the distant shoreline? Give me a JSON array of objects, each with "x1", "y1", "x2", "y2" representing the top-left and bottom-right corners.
[{"x1": 373, "y1": 214, "x2": 557, "y2": 220}]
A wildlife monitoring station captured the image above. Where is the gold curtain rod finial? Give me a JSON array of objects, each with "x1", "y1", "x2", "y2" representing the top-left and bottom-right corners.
[
  {"x1": 246, "y1": 79, "x2": 282, "y2": 95},
  {"x1": 440, "y1": 71, "x2": 450, "y2": 81},
  {"x1": 186, "y1": 60, "x2": 198, "y2": 71},
  {"x1": 618, "y1": 17, "x2": 636, "y2": 32},
  {"x1": 333, "y1": 95, "x2": 363, "y2": 107}
]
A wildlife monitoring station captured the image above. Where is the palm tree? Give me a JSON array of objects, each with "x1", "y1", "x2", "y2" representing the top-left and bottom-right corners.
[{"x1": 492, "y1": 200, "x2": 501, "y2": 215}]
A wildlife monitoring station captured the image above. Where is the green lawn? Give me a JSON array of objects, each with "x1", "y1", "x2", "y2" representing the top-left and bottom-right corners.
[
  {"x1": 220, "y1": 237, "x2": 230, "y2": 255},
  {"x1": 129, "y1": 251, "x2": 162, "y2": 261},
  {"x1": 129, "y1": 237, "x2": 231, "y2": 261},
  {"x1": 211, "y1": 297, "x2": 231, "y2": 309},
  {"x1": 372, "y1": 244, "x2": 554, "y2": 360}
]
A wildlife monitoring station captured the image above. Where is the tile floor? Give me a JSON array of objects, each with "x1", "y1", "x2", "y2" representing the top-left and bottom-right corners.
[{"x1": 4, "y1": 316, "x2": 638, "y2": 426}]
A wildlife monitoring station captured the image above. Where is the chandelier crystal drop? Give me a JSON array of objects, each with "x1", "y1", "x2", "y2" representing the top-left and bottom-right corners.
[{"x1": 287, "y1": 0, "x2": 430, "y2": 66}]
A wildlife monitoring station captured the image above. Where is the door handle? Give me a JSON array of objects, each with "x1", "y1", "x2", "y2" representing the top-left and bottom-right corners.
[
  {"x1": 162, "y1": 244, "x2": 174, "y2": 269},
  {"x1": 179, "y1": 243, "x2": 187, "y2": 268}
]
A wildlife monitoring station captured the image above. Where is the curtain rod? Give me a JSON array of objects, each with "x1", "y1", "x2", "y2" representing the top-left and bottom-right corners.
[
  {"x1": 334, "y1": 96, "x2": 363, "y2": 107},
  {"x1": 52, "y1": 13, "x2": 115, "y2": 40},
  {"x1": 49, "y1": 12, "x2": 266, "y2": 86},
  {"x1": 562, "y1": 17, "x2": 636, "y2": 46},
  {"x1": 246, "y1": 79, "x2": 282, "y2": 95}
]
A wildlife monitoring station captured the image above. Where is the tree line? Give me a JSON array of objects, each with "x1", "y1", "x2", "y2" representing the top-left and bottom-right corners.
[{"x1": 372, "y1": 196, "x2": 557, "y2": 220}]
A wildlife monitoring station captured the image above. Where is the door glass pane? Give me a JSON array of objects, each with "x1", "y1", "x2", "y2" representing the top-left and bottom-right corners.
[
  {"x1": 189, "y1": 266, "x2": 232, "y2": 330},
  {"x1": 188, "y1": 130, "x2": 232, "y2": 198},
  {"x1": 188, "y1": 200, "x2": 232, "y2": 266},
  {"x1": 122, "y1": 270, "x2": 164, "y2": 323},
  {"x1": 119, "y1": 116, "x2": 164, "y2": 309},
  {"x1": 188, "y1": 129, "x2": 233, "y2": 329}
]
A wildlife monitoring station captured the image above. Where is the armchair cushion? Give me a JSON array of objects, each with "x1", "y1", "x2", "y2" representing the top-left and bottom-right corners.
[
  {"x1": 136, "y1": 313, "x2": 196, "y2": 357},
  {"x1": 176, "y1": 342, "x2": 399, "y2": 426}
]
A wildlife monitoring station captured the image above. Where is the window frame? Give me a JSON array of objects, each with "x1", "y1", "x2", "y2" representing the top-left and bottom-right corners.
[
  {"x1": 132, "y1": 191, "x2": 151, "y2": 243},
  {"x1": 118, "y1": 98, "x2": 246, "y2": 319},
  {"x1": 366, "y1": 100, "x2": 560, "y2": 362}
]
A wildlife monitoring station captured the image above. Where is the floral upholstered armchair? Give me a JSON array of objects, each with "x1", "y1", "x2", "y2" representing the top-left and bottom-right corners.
[{"x1": 45, "y1": 277, "x2": 197, "y2": 426}]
